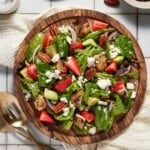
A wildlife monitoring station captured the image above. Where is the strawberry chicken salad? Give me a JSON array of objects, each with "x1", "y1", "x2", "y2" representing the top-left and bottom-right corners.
[{"x1": 20, "y1": 18, "x2": 139, "y2": 135}]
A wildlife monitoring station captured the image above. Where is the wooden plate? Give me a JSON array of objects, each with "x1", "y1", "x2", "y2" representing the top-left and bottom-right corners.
[{"x1": 13, "y1": 9, "x2": 147, "y2": 144}]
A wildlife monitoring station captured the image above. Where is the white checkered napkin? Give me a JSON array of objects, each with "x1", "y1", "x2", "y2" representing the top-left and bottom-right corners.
[
  {"x1": 0, "y1": 14, "x2": 34, "y2": 68},
  {"x1": 0, "y1": 7, "x2": 75, "y2": 68}
]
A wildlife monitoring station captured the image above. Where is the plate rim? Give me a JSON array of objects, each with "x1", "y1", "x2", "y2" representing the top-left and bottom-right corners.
[{"x1": 13, "y1": 8, "x2": 147, "y2": 144}]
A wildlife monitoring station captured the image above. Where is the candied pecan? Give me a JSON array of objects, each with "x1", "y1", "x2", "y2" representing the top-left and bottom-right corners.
[
  {"x1": 104, "y1": 0, "x2": 120, "y2": 7},
  {"x1": 85, "y1": 67, "x2": 97, "y2": 81},
  {"x1": 56, "y1": 60, "x2": 67, "y2": 73},
  {"x1": 53, "y1": 102, "x2": 68, "y2": 114},
  {"x1": 38, "y1": 52, "x2": 51, "y2": 63}
]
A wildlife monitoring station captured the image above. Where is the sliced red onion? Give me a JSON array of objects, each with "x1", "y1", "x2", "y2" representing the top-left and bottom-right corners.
[
  {"x1": 68, "y1": 26, "x2": 77, "y2": 42},
  {"x1": 46, "y1": 99, "x2": 55, "y2": 110}
]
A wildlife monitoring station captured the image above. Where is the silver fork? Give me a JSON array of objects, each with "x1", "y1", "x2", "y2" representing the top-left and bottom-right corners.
[{"x1": 1, "y1": 102, "x2": 55, "y2": 150}]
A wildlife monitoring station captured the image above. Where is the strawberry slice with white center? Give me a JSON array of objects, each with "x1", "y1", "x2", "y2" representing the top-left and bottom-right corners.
[{"x1": 65, "y1": 56, "x2": 81, "y2": 76}]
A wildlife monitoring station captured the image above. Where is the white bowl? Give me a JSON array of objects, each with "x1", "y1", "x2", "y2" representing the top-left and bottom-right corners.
[{"x1": 124, "y1": 0, "x2": 150, "y2": 9}]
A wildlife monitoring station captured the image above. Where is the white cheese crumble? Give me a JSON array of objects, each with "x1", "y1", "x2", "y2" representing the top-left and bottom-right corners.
[
  {"x1": 62, "y1": 107, "x2": 70, "y2": 116},
  {"x1": 25, "y1": 92, "x2": 31, "y2": 101},
  {"x1": 45, "y1": 69, "x2": 61, "y2": 82},
  {"x1": 78, "y1": 76, "x2": 87, "y2": 83},
  {"x1": 97, "y1": 78, "x2": 112, "y2": 89},
  {"x1": 126, "y1": 82, "x2": 135, "y2": 90},
  {"x1": 131, "y1": 91, "x2": 137, "y2": 99},
  {"x1": 72, "y1": 75, "x2": 76, "y2": 81},
  {"x1": 98, "y1": 100, "x2": 108, "y2": 106},
  {"x1": 60, "y1": 97, "x2": 68, "y2": 103},
  {"x1": 88, "y1": 127, "x2": 96, "y2": 135},
  {"x1": 109, "y1": 44, "x2": 121, "y2": 58},
  {"x1": 51, "y1": 54, "x2": 60, "y2": 63},
  {"x1": 87, "y1": 57, "x2": 95, "y2": 68}
]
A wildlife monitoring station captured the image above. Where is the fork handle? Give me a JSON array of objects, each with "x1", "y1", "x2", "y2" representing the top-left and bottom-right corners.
[{"x1": 14, "y1": 126, "x2": 53, "y2": 150}]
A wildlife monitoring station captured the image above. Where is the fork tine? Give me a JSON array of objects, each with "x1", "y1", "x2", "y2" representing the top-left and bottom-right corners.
[{"x1": 8, "y1": 102, "x2": 21, "y2": 120}]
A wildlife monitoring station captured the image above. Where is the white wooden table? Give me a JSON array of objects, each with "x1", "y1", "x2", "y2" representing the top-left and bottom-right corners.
[{"x1": 0, "y1": 0, "x2": 150, "y2": 149}]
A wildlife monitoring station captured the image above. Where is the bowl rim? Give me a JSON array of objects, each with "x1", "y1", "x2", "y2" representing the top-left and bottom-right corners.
[
  {"x1": 124, "y1": 0, "x2": 150, "y2": 9},
  {"x1": 13, "y1": 8, "x2": 147, "y2": 144}
]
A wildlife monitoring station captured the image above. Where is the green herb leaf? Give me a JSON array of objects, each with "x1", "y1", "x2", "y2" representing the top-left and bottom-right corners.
[
  {"x1": 25, "y1": 32, "x2": 44, "y2": 62},
  {"x1": 115, "y1": 35, "x2": 133, "y2": 60}
]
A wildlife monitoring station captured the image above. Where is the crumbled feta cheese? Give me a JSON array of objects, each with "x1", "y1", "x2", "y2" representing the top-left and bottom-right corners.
[
  {"x1": 59, "y1": 25, "x2": 70, "y2": 33},
  {"x1": 97, "y1": 78, "x2": 112, "y2": 89},
  {"x1": 54, "y1": 69, "x2": 61, "y2": 79},
  {"x1": 45, "y1": 69, "x2": 61, "y2": 81},
  {"x1": 72, "y1": 75, "x2": 76, "y2": 81},
  {"x1": 126, "y1": 82, "x2": 134, "y2": 90},
  {"x1": 78, "y1": 76, "x2": 87, "y2": 83},
  {"x1": 98, "y1": 100, "x2": 108, "y2": 106},
  {"x1": 109, "y1": 45, "x2": 121, "y2": 58},
  {"x1": 87, "y1": 57, "x2": 95, "y2": 68},
  {"x1": 51, "y1": 54, "x2": 60, "y2": 63},
  {"x1": 45, "y1": 71, "x2": 51, "y2": 77},
  {"x1": 25, "y1": 93, "x2": 31, "y2": 101},
  {"x1": 60, "y1": 97, "x2": 68, "y2": 103},
  {"x1": 62, "y1": 107, "x2": 70, "y2": 116},
  {"x1": 131, "y1": 91, "x2": 137, "y2": 99},
  {"x1": 84, "y1": 126, "x2": 87, "y2": 130},
  {"x1": 45, "y1": 78, "x2": 52, "y2": 83},
  {"x1": 66, "y1": 36, "x2": 72, "y2": 44},
  {"x1": 88, "y1": 127, "x2": 96, "y2": 135}
]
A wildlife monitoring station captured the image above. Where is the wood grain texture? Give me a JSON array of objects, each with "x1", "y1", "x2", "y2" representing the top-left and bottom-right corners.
[{"x1": 13, "y1": 9, "x2": 147, "y2": 144}]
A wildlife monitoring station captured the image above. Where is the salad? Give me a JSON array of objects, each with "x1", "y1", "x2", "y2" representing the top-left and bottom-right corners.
[{"x1": 20, "y1": 18, "x2": 139, "y2": 135}]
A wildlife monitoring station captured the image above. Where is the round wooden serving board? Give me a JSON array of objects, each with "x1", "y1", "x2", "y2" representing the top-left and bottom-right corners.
[{"x1": 14, "y1": 9, "x2": 147, "y2": 144}]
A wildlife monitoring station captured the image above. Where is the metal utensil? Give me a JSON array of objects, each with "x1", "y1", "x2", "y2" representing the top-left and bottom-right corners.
[{"x1": 0, "y1": 92, "x2": 55, "y2": 150}]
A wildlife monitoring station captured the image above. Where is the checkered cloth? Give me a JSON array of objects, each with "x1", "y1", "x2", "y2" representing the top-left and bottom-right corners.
[{"x1": 0, "y1": 7, "x2": 150, "y2": 150}]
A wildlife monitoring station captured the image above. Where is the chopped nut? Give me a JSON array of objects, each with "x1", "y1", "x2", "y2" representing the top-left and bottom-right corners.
[
  {"x1": 53, "y1": 102, "x2": 68, "y2": 114},
  {"x1": 85, "y1": 67, "x2": 97, "y2": 81},
  {"x1": 38, "y1": 52, "x2": 51, "y2": 63}
]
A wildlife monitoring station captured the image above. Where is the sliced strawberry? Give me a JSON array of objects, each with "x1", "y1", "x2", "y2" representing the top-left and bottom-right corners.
[
  {"x1": 39, "y1": 111, "x2": 55, "y2": 124},
  {"x1": 55, "y1": 77, "x2": 72, "y2": 93},
  {"x1": 43, "y1": 34, "x2": 53, "y2": 50},
  {"x1": 92, "y1": 20, "x2": 109, "y2": 31},
  {"x1": 69, "y1": 42, "x2": 84, "y2": 54},
  {"x1": 105, "y1": 61, "x2": 117, "y2": 74},
  {"x1": 65, "y1": 57, "x2": 81, "y2": 76},
  {"x1": 80, "y1": 111, "x2": 95, "y2": 123},
  {"x1": 111, "y1": 80, "x2": 125, "y2": 92},
  {"x1": 27, "y1": 64, "x2": 37, "y2": 80}
]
